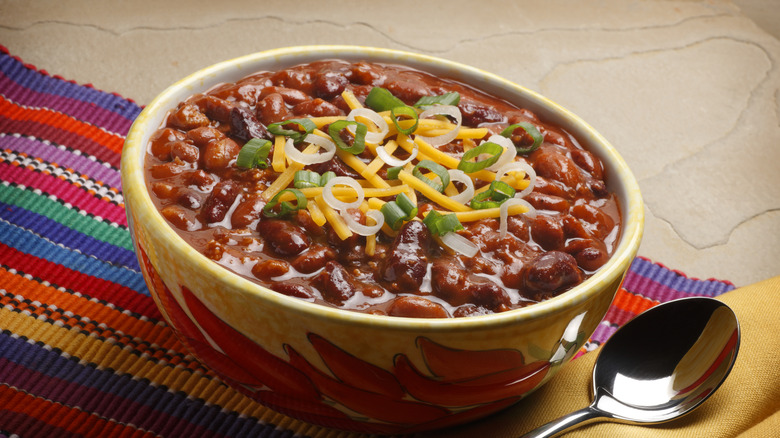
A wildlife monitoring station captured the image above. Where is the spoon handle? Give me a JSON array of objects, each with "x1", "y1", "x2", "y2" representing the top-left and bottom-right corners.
[{"x1": 519, "y1": 406, "x2": 603, "y2": 438}]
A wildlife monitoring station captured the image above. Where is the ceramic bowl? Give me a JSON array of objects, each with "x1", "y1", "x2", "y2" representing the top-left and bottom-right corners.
[{"x1": 121, "y1": 45, "x2": 643, "y2": 434}]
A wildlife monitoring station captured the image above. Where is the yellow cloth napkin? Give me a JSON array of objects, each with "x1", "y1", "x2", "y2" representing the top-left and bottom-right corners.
[{"x1": 423, "y1": 275, "x2": 780, "y2": 438}]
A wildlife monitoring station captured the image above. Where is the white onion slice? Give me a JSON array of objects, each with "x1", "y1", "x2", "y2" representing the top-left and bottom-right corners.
[
  {"x1": 322, "y1": 176, "x2": 364, "y2": 211},
  {"x1": 495, "y1": 161, "x2": 537, "y2": 198},
  {"x1": 347, "y1": 108, "x2": 388, "y2": 144},
  {"x1": 284, "y1": 135, "x2": 336, "y2": 165},
  {"x1": 376, "y1": 142, "x2": 418, "y2": 167},
  {"x1": 341, "y1": 209, "x2": 385, "y2": 236},
  {"x1": 499, "y1": 198, "x2": 536, "y2": 239},
  {"x1": 485, "y1": 134, "x2": 517, "y2": 172},
  {"x1": 447, "y1": 169, "x2": 475, "y2": 204},
  {"x1": 440, "y1": 232, "x2": 479, "y2": 258},
  {"x1": 415, "y1": 105, "x2": 462, "y2": 147}
]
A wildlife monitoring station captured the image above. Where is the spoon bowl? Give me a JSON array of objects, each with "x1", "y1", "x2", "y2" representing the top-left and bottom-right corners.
[{"x1": 522, "y1": 297, "x2": 740, "y2": 437}]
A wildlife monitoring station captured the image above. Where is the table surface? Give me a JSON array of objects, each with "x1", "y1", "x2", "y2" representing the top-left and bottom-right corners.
[{"x1": 2, "y1": 0, "x2": 778, "y2": 287}]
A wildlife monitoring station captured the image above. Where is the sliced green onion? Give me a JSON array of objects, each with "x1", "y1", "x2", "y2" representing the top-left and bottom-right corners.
[
  {"x1": 328, "y1": 120, "x2": 367, "y2": 155},
  {"x1": 501, "y1": 122, "x2": 543, "y2": 154},
  {"x1": 457, "y1": 141, "x2": 504, "y2": 173},
  {"x1": 320, "y1": 171, "x2": 336, "y2": 186},
  {"x1": 380, "y1": 201, "x2": 407, "y2": 230},
  {"x1": 390, "y1": 105, "x2": 419, "y2": 135},
  {"x1": 386, "y1": 166, "x2": 403, "y2": 180},
  {"x1": 268, "y1": 118, "x2": 317, "y2": 144},
  {"x1": 423, "y1": 210, "x2": 464, "y2": 236},
  {"x1": 395, "y1": 192, "x2": 418, "y2": 219},
  {"x1": 294, "y1": 170, "x2": 321, "y2": 189},
  {"x1": 470, "y1": 180, "x2": 517, "y2": 210},
  {"x1": 414, "y1": 92, "x2": 460, "y2": 109},
  {"x1": 365, "y1": 87, "x2": 406, "y2": 112},
  {"x1": 235, "y1": 138, "x2": 272, "y2": 169},
  {"x1": 413, "y1": 159, "x2": 451, "y2": 193},
  {"x1": 262, "y1": 188, "x2": 307, "y2": 218}
]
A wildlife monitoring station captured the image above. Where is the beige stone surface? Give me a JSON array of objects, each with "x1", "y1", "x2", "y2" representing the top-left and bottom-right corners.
[{"x1": 1, "y1": 0, "x2": 778, "y2": 286}]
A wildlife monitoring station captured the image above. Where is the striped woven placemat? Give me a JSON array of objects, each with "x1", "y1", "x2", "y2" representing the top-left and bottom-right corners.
[{"x1": 0, "y1": 46, "x2": 736, "y2": 438}]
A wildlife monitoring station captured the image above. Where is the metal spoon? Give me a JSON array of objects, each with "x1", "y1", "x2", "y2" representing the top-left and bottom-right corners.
[{"x1": 521, "y1": 297, "x2": 740, "y2": 437}]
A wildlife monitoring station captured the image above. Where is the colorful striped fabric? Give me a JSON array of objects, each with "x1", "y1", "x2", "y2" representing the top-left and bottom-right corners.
[{"x1": 0, "y1": 46, "x2": 736, "y2": 438}]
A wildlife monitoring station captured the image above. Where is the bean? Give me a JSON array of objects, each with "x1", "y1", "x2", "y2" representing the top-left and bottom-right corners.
[
  {"x1": 458, "y1": 99, "x2": 504, "y2": 126},
  {"x1": 252, "y1": 259, "x2": 291, "y2": 281},
  {"x1": 271, "y1": 69, "x2": 315, "y2": 95},
  {"x1": 203, "y1": 138, "x2": 240, "y2": 170},
  {"x1": 170, "y1": 141, "x2": 199, "y2": 163},
  {"x1": 292, "y1": 244, "x2": 337, "y2": 274},
  {"x1": 168, "y1": 103, "x2": 209, "y2": 130},
  {"x1": 177, "y1": 191, "x2": 201, "y2": 210},
  {"x1": 258, "y1": 86, "x2": 310, "y2": 105},
  {"x1": 230, "y1": 194, "x2": 266, "y2": 229},
  {"x1": 387, "y1": 296, "x2": 449, "y2": 318},
  {"x1": 500, "y1": 257, "x2": 526, "y2": 289},
  {"x1": 506, "y1": 215, "x2": 530, "y2": 241},
  {"x1": 270, "y1": 282, "x2": 315, "y2": 299},
  {"x1": 315, "y1": 261, "x2": 357, "y2": 305},
  {"x1": 258, "y1": 220, "x2": 311, "y2": 256},
  {"x1": 525, "y1": 192, "x2": 570, "y2": 213},
  {"x1": 570, "y1": 149, "x2": 604, "y2": 180},
  {"x1": 186, "y1": 170, "x2": 215, "y2": 191},
  {"x1": 565, "y1": 238, "x2": 609, "y2": 272},
  {"x1": 201, "y1": 181, "x2": 239, "y2": 224},
  {"x1": 313, "y1": 70, "x2": 349, "y2": 100},
  {"x1": 151, "y1": 182, "x2": 178, "y2": 199},
  {"x1": 230, "y1": 106, "x2": 271, "y2": 142},
  {"x1": 381, "y1": 221, "x2": 430, "y2": 291},
  {"x1": 351, "y1": 62, "x2": 385, "y2": 86},
  {"x1": 161, "y1": 205, "x2": 199, "y2": 231},
  {"x1": 149, "y1": 128, "x2": 186, "y2": 160},
  {"x1": 292, "y1": 98, "x2": 344, "y2": 117},
  {"x1": 532, "y1": 147, "x2": 583, "y2": 189},
  {"x1": 534, "y1": 176, "x2": 576, "y2": 200},
  {"x1": 529, "y1": 215, "x2": 565, "y2": 251},
  {"x1": 150, "y1": 161, "x2": 185, "y2": 179},
  {"x1": 194, "y1": 95, "x2": 234, "y2": 123},
  {"x1": 385, "y1": 78, "x2": 429, "y2": 104},
  {"x1": 256, "y1": 93, "x2": 290, "y2": 125},
  {"x1": 187, "y1": 126, "x2": 224, "y2": 147},
  {"x1": 523, "y1": 251, "x2": 582, "y2": 295},
  {"x1": 430, "y1": 259, "x2": 469, "y2": 306},
  {"x1": 469, "y1": 279, "x2": 511, "y2": 310},
  {"x1": 571, "y1": 204, "x2": 614, "y2": 238}
]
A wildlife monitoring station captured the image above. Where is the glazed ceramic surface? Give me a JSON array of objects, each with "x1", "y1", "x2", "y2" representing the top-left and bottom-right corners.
[{"x1": 121, "y1": 45, "x2": 644, "y2": 434}]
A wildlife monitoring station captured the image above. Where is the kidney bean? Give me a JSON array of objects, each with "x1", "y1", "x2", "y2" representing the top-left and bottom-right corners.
[
  {"x1": 571, "y1": 204, "x2": 614, "y2": 238},
  {"x1": 203, "y1": 138, "x2": 240, "y2": 170},
  {"x1": 529, "y1": 215, "x2": 565, "y2": 250},
  {"x1": 469, "y1": 278, "x2": 511, "y2": 310},
  {"x1": 524, "y1": 251, "x2": 582, "y2": 295},
  {"x1": 258, "y1": 220, "x2": 311, "y2": 256},
  {"x1": 256, "y1": 93, "x2": 290, "y2": 125},
  {"x1": 230, "y1": 194, "x2": 265, "y2": 229},
  {"x1": 294, "y1": 209, "x2": 325, "y2": 237},
  {"x1": 201, "y1": 180, "x2": 239, "y2": 224},
  {"x1": 459, "y1": 99, "x2": 504, "y2": 126},
  {"x1": 252, "y1": 259, "x2": 291, "y2": 281},
  {"x1": 351, "y1": 62, "x2": 385, "y2": 86},
  {"x1": 177, "y1": 191, "x2": 201, "y2": 210},
  {"x1": 311, "y1": 156, "x2": 361, "y2": 179},
  {"x1": 269, "y1": 282, "x2": 315, "y2": 299},
  {"x1": 170, "y1": 140, "x2": 199, "y2": 163},
  {"x1": 292, "y1": 98, "x2": 344, "y2": 117},
  {"x1": 565, "y1": 238, "x2": 609, "y2": 272},
  {"x1": 431, "y1": 259, "x2": 469, "y2": 305},
  {"x1": 387, "y1": 296, "x2": 449, "y2": 318},
  {"x1": 149, "y1": 128, "x2": 186, "y2": 160},
  {"x1": 500, "y1": 257, "x2": 526, "y2": 289},
  {"x1": 313, "y1": 70, "x2": 349, "y2": 100},
  {"x1": 168, "y1": 103, "x2": 209, "y2": 130},
  {"x1": 315, "y1": 261, "x2": 358, "y2": 305},
  {"x1": 381, "y1": 221, "x2": 430, "y2": 291},
  {"x1": 453, "y1": 305, "x2": 492, "y2": 317},
  {"x1": 258, "y1": 86, "x2": 310, "y2": 105},
  {"x1": 272, "y1": 69, "x2": 315, "y2": 95},
  {"x1": 292, "y1": 244, "x2": 336, "y2": 274},
  {"x1": 187, "y1": 126, "x2": 224, "y2": 147},
  {"x1": 525, "y1": 192, "x2": 570, "y2": 213},
  {"x1": 192, "y1": 94, "x2": 234, "y2": 123},
  {"x1": 534, "y1": 176, "x2": 576, "y2": 200},
  {"x1": 186, "y1": 169, "x2": 215, "y2": 191},
  {"x1": 161, "y1": 205, "x2": 199, "y2": 231},
  {"x1": 532, "y1": 147, "x2": 583, "y2": 189},
  {"x1": 562, "y1": 214, "x2": 593, "y2": 239},
  {"x1": 570, "y1": 149, "x2": 604, "y2": 180},
  {"x1": 149, "y1": 161, "x2": 186, "y2": 179},
  {"x1": 230, "y1": 106, "x2": 271, "y2": 142},
  {"x1": 385, "y1": 78, "x2": 429, "y2": 104},
  {"x1": 507, "y1": 215, "x2": 530, "y2": 241},
  {"x1": 151, "y1": 182, "x2": 178, "y2": 199}
]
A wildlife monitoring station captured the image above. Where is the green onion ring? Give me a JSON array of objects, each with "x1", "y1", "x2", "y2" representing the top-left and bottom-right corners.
[
  {"x1": 470, "y1": 190, "x2": 503, "y2": 210},
  {"x1": 386, "y1": 166, "x2": 403, "y2": 180},
  {"x1": 488, "y1": 180, "x2": 516, "y2": 201},
  {"x1": 390, "y1": 105, "x2": 419, "y2": 135},
  {"x1": 293, "y1": 170, "x2": 321, "y2": 189},
  {"x1": 319, "y1": 171, "x2": 337, "y2": 186},
  {"x1": 395, "y1": 192, "x2": 418, "y2": 220},
  {"x1": 365, "y1": 87, "x2": 406, "y2": 112},
  {"x1": 413, "y1": 159, "x2": 451, "y2": 193},
  {"x1": 268, "y1": 118, "x2": 317, "y2": 144},
  {"x1": 328, "y1": 120, "x2": 367, "y2": 155},
  {"x1": 457, "y1": 141, "x2": 504, "y2": 173},
  {"x1": 380, "y1": 201, "x2": 407, "y2": 230},
  {"x1": 414, "y1": 92, "x2": 461, "y2": 109},
  {"x1": 423, "y1": 210, "x2": 464, "y2": 236},
  {"x1": 235, "y1": 138, "x2": 272, "y2": 169},
  {"x1": 500, "y1": 122, "x2": 543, "y2": 154},
  {"x1": 262, "y1": 188, "x2": 307, "y2": 218}
]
